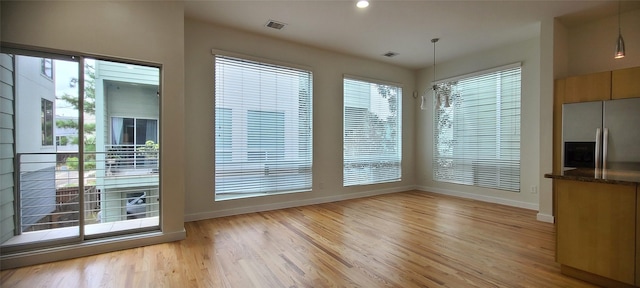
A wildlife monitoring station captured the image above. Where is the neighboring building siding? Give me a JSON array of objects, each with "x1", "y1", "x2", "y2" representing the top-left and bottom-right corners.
[
  {"x1": 15, "y1": 55, "x2": 56, "y2": 156},
  {"x1": 0, "y1": 53, "x2": 15, "y2": 243},
  {"x1": 106, "y1": 81, "x2": 159, "y2": 132},
  {"x1": 54, "y1": 116, "x2": 79, "y2": 152},
  {"x1": 19, "y1": 167, "x2": 56, "y2": 230},
  {"x1": 95, "y1": 61, "x2": 159, "y2": 86},
  {"x1": 12, "y1": 55, "x2": 57, "y2": 233}
]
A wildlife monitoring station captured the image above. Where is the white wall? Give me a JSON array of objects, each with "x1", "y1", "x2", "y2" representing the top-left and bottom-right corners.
[
  {"x1": 565, "y1": 8, "x2": 640, "y2": 76},
  {"x1": 415, "y1": 36, "x2": 544, "y2": 211},
  {"x1": 184, "y1": 18, "x2": 416, "y2": 220},
  {"x1": 1, "y1": 1, "x2": 185, "y2": 268}
]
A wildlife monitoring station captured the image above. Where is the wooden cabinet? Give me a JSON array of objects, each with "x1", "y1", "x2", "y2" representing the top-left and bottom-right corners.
[
  {"x1": 559, "y1": 66, "x2": 640, "y2": 104},
  {"x1": 637, "y1": 185, "x2": 640, "y2": 287},
  {"x1": 556, "y1": 179, "x2": 636, "y2": 285},
  {"x1": 613, "y1": 67, "x2": 640, "y2": 100},
  {"x1": 564, "y1": 71, "x2": 611, "y2": 103}
]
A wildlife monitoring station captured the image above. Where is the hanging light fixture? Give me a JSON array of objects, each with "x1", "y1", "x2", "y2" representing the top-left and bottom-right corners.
[
  {"x1": 615, "y1": 0, "x2": 625, "y2": 59},
  {"x1": 421, "y1": 38, "x2": 439, "y2": 110}
]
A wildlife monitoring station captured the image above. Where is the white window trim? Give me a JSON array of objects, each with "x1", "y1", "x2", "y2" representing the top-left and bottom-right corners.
[
  {"x1": 212, "y1": 49, "x2": 313, "y2": 74},
  {"x1": 432, "y1": 62, "x2": 522, "y2": 86},
  {"x1": 432, "y1": 64, "x2": 521, "y2": 192},
  {"x1": 342, "y1": 75, "x2": 403, "y2": 187},
  {"x1": 213, "y1": 51, "x2": 314, "y2": 199}
]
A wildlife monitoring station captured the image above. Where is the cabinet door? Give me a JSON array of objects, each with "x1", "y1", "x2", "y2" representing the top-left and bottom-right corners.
[
  {"x1": 556, "y1": 179, "x2": 636, "y2": 285},
  {"x1": 564, "y1": 71, "x2": 611, "y2": 103},
  {"x1": 612, "y1": 66, "x2": 640, "y2": 100},
  {"x1": 637, "y1": 185, "x2": 640, "y2": 287}
]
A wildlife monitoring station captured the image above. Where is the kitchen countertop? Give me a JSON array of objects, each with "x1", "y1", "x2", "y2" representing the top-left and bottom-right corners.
[{"x1": 544, "y1": 168, "x2": 640, "y2": 185}]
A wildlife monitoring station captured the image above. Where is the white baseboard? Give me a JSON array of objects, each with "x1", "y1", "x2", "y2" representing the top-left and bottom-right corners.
[
  {"x1": 184, "y1": 185, "x2": 415, "y2": 222},
  {"x1": 536, "y1": 213, "x2": 555, "y2": 223},
  {"x1": 415, "y1": 185, "x2": 540, "y2": 211}
]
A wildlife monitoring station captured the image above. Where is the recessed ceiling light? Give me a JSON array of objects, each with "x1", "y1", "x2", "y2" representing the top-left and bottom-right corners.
[{"x1": 356, "y1": 0, "x2": 369, "y2": 8}]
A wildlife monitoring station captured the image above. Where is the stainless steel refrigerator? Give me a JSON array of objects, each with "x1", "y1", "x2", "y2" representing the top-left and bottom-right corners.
[{"x1": 562, "y1": 98, "x2": 640, "y2": 174}]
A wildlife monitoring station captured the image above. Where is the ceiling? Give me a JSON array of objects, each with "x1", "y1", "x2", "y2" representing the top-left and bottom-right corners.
[{"x1": 184, "y1": 0, "x2": 640, "y2": 70}]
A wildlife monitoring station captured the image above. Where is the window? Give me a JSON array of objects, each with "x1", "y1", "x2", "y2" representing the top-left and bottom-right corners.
[
  {"x1": 247, "y1": 110, "x2": 285, "y2": 161},
  {"x1": 55, "y1": 136, "x2": 68, "y2": 146},
  {"x1": 110, "y1": 117, "x2": 159, "y2": 169},
  {"x1": 111, "y1": 117, "x2": 158, "y2": 145},
  {"x1": 343, "y1": 76, "x2": 402, "y2": 186},
  {"x1": 41, "y1": 98, "x2": 53, "y2": 146},
  {"x1": 214, "y1": 53, "x2": 313, "y2": 198},
  {"x1": 215, "y1": 108, "x2": 232, "y2": 163},
  {"x1": 433, "y1": 64, "x2": 521, "y2": 192},
  {"x1": 41, "y1": 58, "x2": 53, "y2": 79}
]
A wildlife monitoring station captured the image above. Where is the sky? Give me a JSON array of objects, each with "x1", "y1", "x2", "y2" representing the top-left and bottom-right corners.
[{"x1": 54, "y1": 58, "x2": 95, "y2": 118}]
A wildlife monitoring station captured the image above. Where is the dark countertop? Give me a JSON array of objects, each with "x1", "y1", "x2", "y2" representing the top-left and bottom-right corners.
[{"x1": 544, "y1": 168, "x2": 640, "y2": 186}]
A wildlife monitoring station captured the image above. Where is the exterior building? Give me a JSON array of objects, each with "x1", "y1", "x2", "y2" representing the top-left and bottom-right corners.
[
  {"x1": 14, "y1": 56, "x2": 57, "y2": 232},
  {"x1": 93, "y1": 60, "x2": 160, "y2": 223},
  {"x1": 54, "y1": 116, "x2": 79, "y2": 152}
]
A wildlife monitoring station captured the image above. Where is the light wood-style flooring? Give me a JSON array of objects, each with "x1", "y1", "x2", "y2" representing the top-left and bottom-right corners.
[{"x1": 1, "y1": 191, "x2": 596, "y2": 287}]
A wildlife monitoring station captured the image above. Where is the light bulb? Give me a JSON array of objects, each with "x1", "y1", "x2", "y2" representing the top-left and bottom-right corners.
[{"x1": 356, "y1": 0, "x2": 369, "y2": 8}]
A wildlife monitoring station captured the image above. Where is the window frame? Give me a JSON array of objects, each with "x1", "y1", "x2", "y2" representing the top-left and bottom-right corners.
[
  {"x1": 432, "y1": 63, "x2": 521, "y2": 192},
  {"x1": 110, "y1": 116, "x2": 159, "y2": 146},
  {"x1": 342, "y1": 75, "x2": 403, "y2": 187},
  {"x1": 213, "y1": 50, "x2": 314, "y2": 199},
  {"x1": 41, "y1": 58, "x2": 53, "y2": 80},
  {"x1": 41, "y1": 98, "x2": 54, "y2": 146},
  {"x1": 1, "y1": 45, "x2": 164, "y2": 254}
]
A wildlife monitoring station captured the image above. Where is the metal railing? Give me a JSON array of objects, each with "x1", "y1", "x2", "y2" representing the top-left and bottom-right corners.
[
  {"x1": 14, "y1": 152, "x2": 159, "y2": 235},
  {"x1": 105, "y1": 144, "x2": 159, "y2": 174}
]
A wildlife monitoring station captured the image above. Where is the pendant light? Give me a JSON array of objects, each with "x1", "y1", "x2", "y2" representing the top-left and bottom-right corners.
[
  {"x1": 615, "y1": 0, "x2": 625, "y2": 59},
  {"x1": 421, "y1": 38, "x2": 439, "y2": 110}
]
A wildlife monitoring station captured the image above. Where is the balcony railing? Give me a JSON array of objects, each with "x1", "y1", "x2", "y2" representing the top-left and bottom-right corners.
[
  {"x1": 105, "y1": 144, "x2": 159, "y2": 176},
  {"x1": 12, "y1": 152, "x2": 159, "y2": 236}
]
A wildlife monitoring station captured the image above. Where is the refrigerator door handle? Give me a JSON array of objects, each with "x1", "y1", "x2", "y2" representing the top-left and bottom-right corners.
[
  {"x1": 595, "y1": 128, "x2": 602, "y2": 170},
  {"x1": 603, "y1": 128, "x2": 609, "y2": 171}
]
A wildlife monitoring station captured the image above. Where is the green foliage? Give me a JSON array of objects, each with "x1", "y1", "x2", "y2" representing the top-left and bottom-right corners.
[
  {"x1": 55, "y1": 63, "x2": 96, "y2": 147},
  {"x1": 65, "y1": 156, "x2": 96, "y2": 171},
  {"x1": 137, "y1": 140, "x2": 159, "y2": 158},
  {"x1": 66, "y1": 157, "x2": 79, "y2": 170},
  {"x1": 84, "y1": 160, "x2": 96, "y2": 170}
]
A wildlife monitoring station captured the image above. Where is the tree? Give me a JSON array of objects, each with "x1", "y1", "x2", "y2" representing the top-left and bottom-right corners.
[
  {"x1": 376, "y1": 84, "x2": 399, "y2": 154},
  {"x1": 56, "y1": 62, "x2": 97, "y2": 171},
  {"x1": 55, "y1": 62, "x2": 96, "y2": 148}
]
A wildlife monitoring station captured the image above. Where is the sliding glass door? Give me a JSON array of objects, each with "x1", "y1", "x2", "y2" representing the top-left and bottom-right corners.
[{"x1": 0, "y1": 47, "x2": 161, "y2": 252}]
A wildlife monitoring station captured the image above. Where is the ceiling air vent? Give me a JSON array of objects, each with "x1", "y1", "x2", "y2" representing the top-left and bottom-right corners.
[
  {"x1": 265, "y1": 20, "x2": 286, "y2": 30},
  {"x1": 383, "y1": 51, "x2": 399, "y2": 58}
]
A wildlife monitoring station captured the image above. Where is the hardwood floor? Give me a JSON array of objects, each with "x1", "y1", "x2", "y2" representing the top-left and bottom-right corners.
[{"x1": 1, "y1": 191, "x2": 596, "y2": 287}]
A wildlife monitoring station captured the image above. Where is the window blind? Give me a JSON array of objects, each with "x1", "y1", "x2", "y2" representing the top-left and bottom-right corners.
[
  {"x1": 214, "y1": 54, "x2": 313, "y2": 196},
  {"x1": 343, "y1": 77, "x2": 402, "y2": 186},
  {"x1": 433, "y1": 65, "x2": 521, "y2": 192}
]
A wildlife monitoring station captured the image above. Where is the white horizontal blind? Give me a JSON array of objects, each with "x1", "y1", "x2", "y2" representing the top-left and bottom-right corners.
[
  {"x1": 433, "y1": 66, "x2": 521, "y2": 192},
  {"x1": 214, "y1": 55, "x2": 313, "y2": 196},
  {"x1": 343, "y1": 77, "x2": 402, "y2": 186}
]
